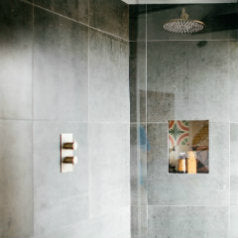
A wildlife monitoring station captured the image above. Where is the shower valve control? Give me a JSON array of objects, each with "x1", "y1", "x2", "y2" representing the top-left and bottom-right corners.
[
  {"x1": 63, "y1": 142, "x2": 78, "y2": 150},
  {"x1": 60, "y1": 134, "x2": 78, "y2": 173}
]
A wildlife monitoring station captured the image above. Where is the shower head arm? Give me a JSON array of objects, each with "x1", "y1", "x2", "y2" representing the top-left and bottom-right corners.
[{"x1": 181, "y1": 8, "x2": 189, "y2": 20}]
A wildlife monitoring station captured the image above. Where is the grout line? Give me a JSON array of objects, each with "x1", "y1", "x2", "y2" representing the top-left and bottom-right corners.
[
  {"x1": 228, "y1": 42, "x2": 231, "y2": 238},
  {"x1": 31, "y1": 2, "x2": 35, "y2": 235},
  {"x1": 131, "y1": 121, "x2": 232, "y2": 124},
  {"x1": 146, "y1": 204, "x2": 229, "y2": 207},
  {"x1": 145, "y1": 4, "x2": 149, "y2": 237},
  {"x1": 0, "y1": 118, "x2": 131, "y2": 125},
  {"x1": 19, "y1": 0, "x2": 129, "y2": 43},
  {"x1": 132, "y1": 39, "x2": 238, "y2": 43},
  {"x1": 228, "y1": 122, "x2": 231, "y2": 238}
]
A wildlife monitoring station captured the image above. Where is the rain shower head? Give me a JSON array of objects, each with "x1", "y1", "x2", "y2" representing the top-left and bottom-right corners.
[{"x1": 163, "y1": 8, "x2": 205, "y2": 34}]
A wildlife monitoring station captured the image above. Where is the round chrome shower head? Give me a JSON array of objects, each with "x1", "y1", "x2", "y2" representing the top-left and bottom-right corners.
[{"x1": 163, "y1": 8, "x2": 205, "y2": 34}]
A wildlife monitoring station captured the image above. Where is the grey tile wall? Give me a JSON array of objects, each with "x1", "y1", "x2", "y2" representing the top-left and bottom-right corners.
[
  {"x1": 129, "y1": 5, "x2": 146, "y2": 42},
  {"x1": 130, "y1": 3, "x2": 238, "y2": 238},
  {"x1": 88, "y1": 29, "x2": 129, "y2": 123},
  {"x1": 1, "y1": 0, "x2": 130, "y2": 238},
  {"x1": 0, "y1": 120, "x2": 33, "y2": 238},
  {"x1": 33, "y1": 122, "x2": 89, "y2": 236},
  {"x1": 88, "y1": 123, "x2": 130, "y2": 218},
  {"x1": 34, "y1": 0, "x2": 88, "y2": 24},
  {"x1": 147, "y1": 41, "x2": 229, "y2": 123},
  {"x1": 148, "y1": 205, "x2": 228, "y2": 238},
  {"x1": 89, "y1": 0, "x2": 129, "y2": 40},
  {"x1": 130, "y1": 42, "x2": 146, "y2": 123},
  {"x1": 147, "y1": 123, "x2": 229, "y2": 206},
  {"x1": 0, "y1": 0, "x2": 33, "y2": 120},
  {"x1": 230, "y1": 206, "x2": 238, "y2": 238},
  {"x1": 33, "y1": 7, "x2": 88, "y2": 121},
  {"x1": 230, "y1": 124, "x2": 238, "y2": 206}
]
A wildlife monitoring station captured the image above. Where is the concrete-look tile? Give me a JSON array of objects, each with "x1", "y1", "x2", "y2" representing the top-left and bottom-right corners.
[
  {"x1": 129, "y1": 5, "x2": 146, "y2": 41},
  {"x1": 147, "y1": 123, "x2": 229, "y2": 206},
  {"x1": 230, "y1": 124, "x2": 238, "y2": 176},
  {"x1": 230, "y1": 124, "x2": 238, "y2": 205},
  {"x1": 230, "y1": 206, "x2": 238, "y2": 238},
  {"x1": 34, "y1": 0, "x2": 88, "y2": 24},
  {"x1": 148, "y1": 206, "x2": 228, "y2": 238},
  {"x1": 147, "y1": 41, "x2": 229, "y2": 122},
  {"x1": 89, "y1": 0, "x2": 129, "y2": 40},
  {"x1": 33, "y1": 8, "x2": 88, "y2": 121},
  {"x1": 0, "y1": 120, "x2": 33, "y2": 238},
  {"x1": 89, "y1": 123, "x2": 130, "y2": 217},
  {"x1": 231, "y1": 176, "x2": 238, "y2": 206},
  {"x1": 147, "y1": 4, "x2": 238, "y2": 41},
  {"x1": 88, "y1": 30, "x2": 129, "y2": 123},
  {"x1": 131, "y1": 205, "x2": 148, "y2": 237},
  {"x1": 33, "y1": 121, "x2": 89, "y2": 235},
  {"x1": 130, "y1": 42, "x2": 146, "y2": 123},
  {"x1": 229, "y1": 42, "x2": 238, "y2": 122},
  {"x1": 187, "y1": 41, "x2": 229, "y2": 122},
  {"x1": 0, "y1": 1, "x2": 33, "y2": 119},
  {"x1": 131, "y1": 124, "x2": 148, "y2": 205},
  {"x1": 35, "y1": 195, "x2": 88, "y2": 236}
]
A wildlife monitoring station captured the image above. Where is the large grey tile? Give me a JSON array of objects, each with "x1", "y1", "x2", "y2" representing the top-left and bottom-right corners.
[
  {"x1": 131, "y1": 124, "x2": 148, "y2": 205},
  {"x1": 33, "y1": 121, "x2": 88, "y2": 235},
  {"x1": 230, "y1": 123, "x2": 238, "y2": 176},
  {"x1": 34, "y1": 208, "x2": 130, "y2": 238},
  {"x1": 0, "y1": 1, "x2": 33, "y2": 119},
  {"x1": 148, "y1": 206, "x2": 228, "y2": 238},
  {"x1": 89, "y1": 123, "x2": 130, "y2": 217},
  {"x1": 89, "y1": 0, "x2": 129, "y2": 40},
  {"x1": 88, "y1": 30, "x2": 129, "y2": 123},
  {"x1": 229, "y1": 42, "x2": 238, "y2": 122},
  {"x1": 231, "y1": 176, "x2": 238, "y2": 206},
  {"x1": 230, "y1": 206, "x2": 238, "y2": 238},
  {"x1": 34, "y1": 0, "x2": 88, "y2": 24},
  {"x1": 130, "y1": 42, "x2": 146, "y2": 123},
  {"x1": 0, "y1": 120, "x2": 33, "y2": 238},
  {"x1": 131, "y1": 205, "x2": 148, "y2": 237},
  {"x1": 147, "y1": 123, "x2": 229, "y2": 206},
  {"x1": 230, "y1": 124, "x2": 238, "y2": 206},
  {"x1": 147, "y1": 4, "x2": 238, "y2": 41},
  {"x1": 129, "y1": 5, "x2": 146, "y2": 41},
  {"x1": 33, "y1": 8, "x2": 88, "y2": 121},
  {"x1": 147, "y1": 41, "x2": 229, "y2": 122}
]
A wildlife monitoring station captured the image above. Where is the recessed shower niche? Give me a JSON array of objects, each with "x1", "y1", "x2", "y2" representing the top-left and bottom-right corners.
[{"x1": 169, "y1": 120, "x2": 209, "y2": 174}]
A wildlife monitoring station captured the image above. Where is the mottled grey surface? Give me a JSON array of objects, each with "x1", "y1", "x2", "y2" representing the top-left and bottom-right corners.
[
  {"x1": 129, "y1": 5, "x2": 146, "y2": 41},
  {"x1": 147, "y1": 123, "x2": 229, "y2": 206},
  {"x1": 1, "y1": 0, "x2": 130, "y2": 237},
  {"x1": 0, "y1": 0, "x2": 33, "y2": 119},
  {"x1": 229, "y1": 42, "x2": 238, "y2": 122},
  {"x1": 0, "y1": 121, "x2": 33, "y2": 238},
  {"x1": 130, "y1": 3, "x2": 238, "y2": 238},
  {"x1": 130, "y1": 42, "x2": 146, "y2": 123},
  {"x1": 148, "y1": 206, "x2": 228, "y2": 238},
  {"x1": 89, "y1": 123, "x2": 130, "y2": 220},
  {"x1": 230, "y1": 123, "x2": 238, "y2": 207},
  {"x1": 34, "y1": 122, "x2": 89, "y2": 236},
  {"x1": 147, "y1": 41, "x2": 229, "y2": 123},
  {"x1": 33, "y1": 8, "x2": 88, "y2": 121},
  {"x1": 230, "y1": 206, "x2": 238, "y2": 238},
  {"x1": 88, "y1": 30, "x2": 129, "y2": 123},
  {"x1": 34, "y1": 0, "x2": 88, "y2": 24},
  {"x1": 89, "y1": 0, "x2": 129, "y2": 40}
]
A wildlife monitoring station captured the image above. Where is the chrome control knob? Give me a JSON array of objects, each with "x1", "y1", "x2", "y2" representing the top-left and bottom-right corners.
[
  {"x1": 63, "y1": 156, "x2": 78, "y2": 165},
  {"x1": 63, "y1": 141, "x2": 78, "y2": 150}
]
